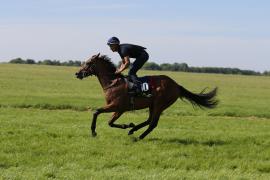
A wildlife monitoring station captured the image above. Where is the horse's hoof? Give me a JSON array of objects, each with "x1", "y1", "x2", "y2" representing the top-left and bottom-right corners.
[
  {"x1": 129, "y1": 123, "x2": 135, "y2": 128},
  {"x1": 92, "y1": 132, "x2": 97, "y2": 137},
  {"x1": 131, "y1": 137, "x2": 139, "y2": 142},
  {"x1": 128, "y1": 130, "x2": 134, "y2": 135}
]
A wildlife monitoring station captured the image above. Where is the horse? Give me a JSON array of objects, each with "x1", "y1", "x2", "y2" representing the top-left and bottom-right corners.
[{"x1": 75, "y1": 53, "x2": 218, "y2": 139}]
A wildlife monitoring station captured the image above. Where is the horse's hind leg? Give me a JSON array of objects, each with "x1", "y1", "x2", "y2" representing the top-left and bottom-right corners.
[
  {"x1": 108, "y1": 112, "x2": 135, "y2": 129},
  {"x1": 128, "y1": 106, "x2": 153, "y2": 135},
  {"x1": 128, "y1": 119, "x2": 150, "y2": 135},
  {"x1": 138, "y1": 92, "x2": 180, "y2": 139},
  {"x1": 138, "y1": 99, "x2": 177, "y2": 139},
  {"x1": 139, "y1": 112, "x2": 161, "y2": 139}
]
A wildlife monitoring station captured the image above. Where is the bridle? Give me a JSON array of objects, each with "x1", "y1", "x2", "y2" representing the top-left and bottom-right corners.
[
  {"x1": 82, "y1": 62, "x2": 96, "y2": 77},
  {"x1": 81, "y1": 58, "x2": 125, "y2": 90}
]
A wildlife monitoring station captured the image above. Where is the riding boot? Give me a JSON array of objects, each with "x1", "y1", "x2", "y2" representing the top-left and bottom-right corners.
[
  {"x1": 128, "y1": 75, "x2": 142, "y2": 95},
  {"x1": 129, "y1": 75, "x2": 140, "y2": 84}
]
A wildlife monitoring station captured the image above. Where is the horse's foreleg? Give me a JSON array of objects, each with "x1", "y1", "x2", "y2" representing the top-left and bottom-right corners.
[
  {"x1": 91, "y1": 109, "x2": 102, "y2": 137},
  {"x1": 108, "y1": 112, "x2": 135, "y2": 129},
  {"x1": 91, "y1": 104, "x2": 117, "y2": 137}
]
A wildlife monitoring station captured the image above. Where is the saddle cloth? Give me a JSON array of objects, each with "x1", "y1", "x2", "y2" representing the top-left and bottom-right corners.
[{"x1": 125, "y1": 76, "x2": 155, "y2": 97}]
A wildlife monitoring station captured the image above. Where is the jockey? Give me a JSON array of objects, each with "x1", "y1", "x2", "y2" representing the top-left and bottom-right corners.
[{"x1": 107, "y1": 36, "x2": 149, "y2": 94}]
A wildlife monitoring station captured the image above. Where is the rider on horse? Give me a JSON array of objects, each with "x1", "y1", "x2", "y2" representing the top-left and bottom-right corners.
[{"x1": 107, "y1": 37, "x2": 149, "y2": 95}]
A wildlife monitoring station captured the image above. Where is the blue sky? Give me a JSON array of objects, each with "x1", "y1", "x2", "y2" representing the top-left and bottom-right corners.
[{"x1": 0, "y1": 0, "x2": 270, "y2": 71}]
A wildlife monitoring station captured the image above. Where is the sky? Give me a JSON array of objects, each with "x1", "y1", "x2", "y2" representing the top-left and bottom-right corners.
[{"x1": 0, "y1": 0, "x2": 270, "y2": 71}]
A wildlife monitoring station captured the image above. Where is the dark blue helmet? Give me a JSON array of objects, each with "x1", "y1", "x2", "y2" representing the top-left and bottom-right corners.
[{"x1": 107, "y1": 37, "x2": 120, "y2": 45}]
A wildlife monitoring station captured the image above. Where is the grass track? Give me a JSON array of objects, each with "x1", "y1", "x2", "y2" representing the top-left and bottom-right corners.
[{"x1": 0, "y1": 64, "x2": 270, "y2": 179}]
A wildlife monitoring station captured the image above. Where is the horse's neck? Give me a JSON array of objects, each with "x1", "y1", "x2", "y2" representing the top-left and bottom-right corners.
[{"x1": 97, "y1": 73, "x2": 117, "y2": 90}]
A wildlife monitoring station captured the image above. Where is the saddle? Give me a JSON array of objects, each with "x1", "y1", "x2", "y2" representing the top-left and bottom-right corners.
[
  {"x1": 104, "y1": 76, "x2": 154, "y2": 98},
  {"x1": 124, "y1": 76, "x2": 154, "y2": 98}
]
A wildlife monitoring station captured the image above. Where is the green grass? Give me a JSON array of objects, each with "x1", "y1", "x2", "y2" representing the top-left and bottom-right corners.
[{"x1": 0, "y1": 64, "x2": 270, "y2": 179}]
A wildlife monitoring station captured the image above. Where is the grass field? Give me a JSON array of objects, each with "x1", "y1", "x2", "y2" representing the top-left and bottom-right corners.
[{"x1": 0, "y1": 64, "x2": 270, "y2": 179}]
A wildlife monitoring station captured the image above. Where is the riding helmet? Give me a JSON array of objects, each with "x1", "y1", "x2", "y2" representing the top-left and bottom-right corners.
[{"x1": 107, "y1": 37, "x2": 120, "y2": 45}]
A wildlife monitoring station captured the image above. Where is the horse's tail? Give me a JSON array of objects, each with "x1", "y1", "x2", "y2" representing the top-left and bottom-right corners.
[{"x1": 178, "y1": 85, "x2": 218, "y2": 109}]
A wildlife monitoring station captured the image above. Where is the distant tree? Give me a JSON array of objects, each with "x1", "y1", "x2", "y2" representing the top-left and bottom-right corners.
[
  {"x1": 41, "y1": 59, "x2": 54, "y2": 65},
  {"x1": 7, "y1": 57, "x2": 264, "y2": 76},
  {"x1": 143, "y1": 62, "x2": 161, "y2": 70},
  {"x1": 62, "y1": 60, "x2": 72, "y2": 66},
  {"x1": 241, "y1": 70, "x2": 260, "y2": 76},
  {"x1": 64, "y1": 60, "x2": 82, "y2": 66},
  {"x1": 263, "y1": 71, "x2": 270, "y2": 76},
  {"x1": 171, "y1": 63, "x2": 180, "y2": 71},
  {"x1": 26, "y1": 59, "x2": 36, "y2": 64},
  {"x1": 160, "y1": 63, "x2": 172, "y2": 71},
  {"x1": 52, "y1": 60, "x2": 61, "y2": 66},
  {"x1": 178, "y1": 63, "x2": 189, "y2": 72},
  {"x1": 73, "y1": 61, "x2": 82, "y2": 66},
  {"x1": 9, "y1": 58, "x2": 26, "y2": 64}
]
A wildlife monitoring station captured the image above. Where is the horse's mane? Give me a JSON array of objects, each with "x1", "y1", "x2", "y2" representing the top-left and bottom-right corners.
[
  {"x1": 98, "y1": 55, "x2": 124, "y2": 78},
  {"x1": 99, "y1": 55, "x2": 116, "y2": 72}
]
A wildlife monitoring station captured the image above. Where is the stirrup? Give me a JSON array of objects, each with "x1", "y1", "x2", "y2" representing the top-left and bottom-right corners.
[
  {"x1": 127, "y1": 84, "x2": 140, "y2": 96},
  {"x1": 128, "y1": 75, "x2": 140, "y2": 84}
]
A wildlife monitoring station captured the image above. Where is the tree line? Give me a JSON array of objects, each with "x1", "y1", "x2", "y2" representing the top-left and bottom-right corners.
[
  {"x1": 9, "y1": 58, "x2": 81, "y2": 67},
  {"x1": 142, "y1": 62, "x2": 269, "y2": 76},
  {"x1": 8, "y1": 57, "x2": 270, "y2": 76}
]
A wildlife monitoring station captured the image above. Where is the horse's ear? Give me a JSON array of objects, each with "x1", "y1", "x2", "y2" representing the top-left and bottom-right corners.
[{"x1": 96, "y1": 53, "x2": 100, "y2": 58}]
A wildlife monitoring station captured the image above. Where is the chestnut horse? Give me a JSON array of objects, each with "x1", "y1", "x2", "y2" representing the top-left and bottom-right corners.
[{"x1": 75, "y1": 53, "x2": 218, "y2": 139}]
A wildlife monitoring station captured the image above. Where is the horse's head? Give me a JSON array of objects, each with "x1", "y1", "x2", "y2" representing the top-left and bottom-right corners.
[
  {"x1": 75, "y1": 53, "x2": 101, "y2": 79},
  {"x1": 75, "y1": 53, "x2": 118, "y2": 80}
]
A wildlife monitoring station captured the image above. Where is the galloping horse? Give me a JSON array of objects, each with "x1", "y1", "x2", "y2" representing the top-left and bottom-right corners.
[{"x1": 75, "y1": 53, "x2": 218, "y2": 139}]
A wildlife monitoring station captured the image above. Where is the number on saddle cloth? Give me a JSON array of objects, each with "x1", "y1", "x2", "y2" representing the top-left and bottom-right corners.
[
  {"x1": 125, "y1": 76, "x2": 153, "y2": 97},
  {"x1": 137, "y1": 76, "x2": 151, "y2": 95},
  {"x1": 141, "y1": 82, "x2": 149, "y2": 92}
]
